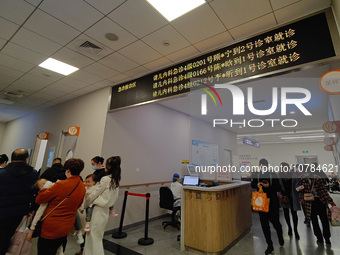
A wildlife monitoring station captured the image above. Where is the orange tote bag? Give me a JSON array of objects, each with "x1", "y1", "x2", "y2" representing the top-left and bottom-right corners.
[{"x1": 252, "y1": 187, "x2": 270, "y2": 212}]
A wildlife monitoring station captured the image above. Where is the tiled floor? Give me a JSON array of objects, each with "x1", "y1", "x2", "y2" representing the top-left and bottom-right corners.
[{"x1": 23, "y1": 193, "x2": 340, "y2": 255}]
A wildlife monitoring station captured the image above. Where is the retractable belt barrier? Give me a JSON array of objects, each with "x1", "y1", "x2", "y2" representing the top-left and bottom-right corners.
[{"x1": 112, "y1": 191, "x2": 154, "y2": 245}]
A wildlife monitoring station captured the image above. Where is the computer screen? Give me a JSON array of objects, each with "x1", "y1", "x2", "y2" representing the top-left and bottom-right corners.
[{"x1": 183, "y1": 175, "x2": 199, "y2": 186}]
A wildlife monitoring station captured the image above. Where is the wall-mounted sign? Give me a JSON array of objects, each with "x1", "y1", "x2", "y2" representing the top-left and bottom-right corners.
[
  {"x1": 37, "y1": 132, "x2": 49, "y2": 140},
  {"x1": 242, "y1": 137, "x2": 260, "y2": 148},
  {"x1": 182, "y1": 160, "x2": 189, "y2": 164},
  {"x1": 322, "y1": 121, "x2": 340, "y2": 133},
  {"x1": 324, "y1": 137, "x2": 336, "y2": 145},
  {"x1": 110, "y1": 12, "x2": 335, "y2": 111},
  {"x1": 302, "y1": 150, "x2": 309, "y2": 153},
  {"x1": 320, "y1": 70, "x2": 340, "y2": 94},
  {"x1": 324, "y1": 145, "x2": 333, "y2": 151},
  {"x1": 67, "y1": 126, "x2": 80, "y2": 136}
]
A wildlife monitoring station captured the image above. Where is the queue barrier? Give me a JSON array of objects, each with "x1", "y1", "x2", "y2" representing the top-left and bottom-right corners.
[{"x1": 112, "y1": 191, "x2": 154, "y2": 245}]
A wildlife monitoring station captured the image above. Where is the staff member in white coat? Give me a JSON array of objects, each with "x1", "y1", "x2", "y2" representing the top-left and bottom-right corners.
[{"x1": 83, "y1": 156, "x2": 121, "y2": 255}]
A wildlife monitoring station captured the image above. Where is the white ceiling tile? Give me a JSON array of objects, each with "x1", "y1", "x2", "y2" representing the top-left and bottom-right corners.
[
  {"x1": 100, "y1": 52, "x2": 139, "y2": 72},
  {"x1": 211, "y1": 0, "x2": 272, "y2": 29},
  {"x1": 11, "y1": 28, "x2": 62, "y2": 56},
  {"x1": 68, "y1": 70, "x2": 102, "y2": 84},
  {"x1": 38, "y1": 87, "x2": 67, "y2": 98},
  {"x1": 52, "y1": 47, "x2": 94, "y2": 69},
  {"x1": 143, "y1": 57, "x2": 173, "y2": 72},
  {"x1": 0, "y1": 17, "x2": 19, "y2": 40},
  {"x1": 93, "y1": 80, "x2": 113, "y2": 88},
  {"x1": 83, "y1": 63, "x2": 119, "y2": 79},
  {"x1": 0, "y1": 0, "x2": 35, "y2": 25},
  {"x1": 7, "y1": 83, "x2": 44, "y2": 96},
  {"x1": 13, "y1": 73, "x2": 53, "y2": 89},
  {"x1": 39, "y1": 0, "x2": 103, "y2": 31},
  {"x1": 50, "y1": 82, "x2": 78, "y2": 93},
  {"x1": 24, "y1": 9, "x2": 80, "y2": 45},
  {"x1": 84, "y1": 0, "x2": 126, "y2": 15},
  {"x1": 24, "y1": 0, "x2": 41, "y2": 6},
  {"x1": 29, "y1": 66, "x2": 65, "y2": 83},
  {"x1": 59, "y1": 77, "x2": 90, "y2": 89},
  {"x1": 0, "y1": 65, "x2": 25, "y2": 79},
  {"x1": 229, "y1": 13, "x2": 277, "y2": 41},
  {"x1": 84, "y1": 17, "x2": 137, "y2": 51},
  {"x1": 142, "y1": 25, "x2": 191, "y2": 55},
  {"x1": 0, "y1": 53, "x2": 35, "y2": 73},
  {"x1": 194, "y1": 31, "x2": 234, "y2": 53},
  {"x1": 66, "y1": 34, "x2": 114, "y2": 61},
  {"x1": 124, "y1": 66, "x2": 150, "y2": 79},
  {"x1": 274, "y1": 0, "x2": 332, "y2": 24},
  {"x1": 166, "y1": 46, "x2": 201, "y2": 63},
  {"x1": 0, "y1": 38, "x2": 6, "y2": 49},
  {"x1": 23, "y1": 93, "x2": 52, "y2": 102},
  {"x1": 171, "y1": 4, "x2": 226, "y2": 44},
  {"x1": 0, "y1": 82, "x2": 9, "y2": 90},
  {"x1": 108, "y1": 0, "x2": 168, "y2": 38},
  {"x1": 118, "y1": 40, "x2": 162, "y2": 65},
  {"x1": 270, "y1": 0, "x2": 300, "y2": 10},
  {"x1": 107, "y1": 73, "x2": 130, "y2": 84},
  {"x1": 0, "y1": 75, "x2": 17, "y2": 85},
  {"x1": 2, "y1": 42, "x2": 46, "y2": 65}
]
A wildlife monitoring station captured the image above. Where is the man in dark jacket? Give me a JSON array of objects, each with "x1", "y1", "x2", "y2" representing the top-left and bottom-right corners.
[
  {"x1": 251, "y1": 158, "x2": 283, "y2": 255},
  {"x1": 40, "y1": 157, "x2": 66, "y2": 182},
  {"x1": 0, "y1": 148, "x2": 38, "y2": 255}
]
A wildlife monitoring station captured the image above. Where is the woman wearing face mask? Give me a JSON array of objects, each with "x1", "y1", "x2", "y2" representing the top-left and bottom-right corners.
[{"x1": 91, "y1": 156, "x2": 105, "y2": 182}]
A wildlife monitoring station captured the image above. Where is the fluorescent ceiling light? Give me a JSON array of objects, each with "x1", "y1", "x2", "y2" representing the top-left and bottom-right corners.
[
  {"x1": 280, "y1": 135, "x2": 324, "y2": 140},
  {"x1": 38, "y1": 58, "x2": 79, "y2": 75},
  {"x1": 146, "y1": 0, "x2": 206, "y2": 21}
]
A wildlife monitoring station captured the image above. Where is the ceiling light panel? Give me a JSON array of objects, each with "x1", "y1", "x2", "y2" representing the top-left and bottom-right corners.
[
  {"x1": 38, "y1": 58, "x2": 79, "y2": 75},
  {"x1": 146, "y1": 0, "x2": 206, "y2": 21}
]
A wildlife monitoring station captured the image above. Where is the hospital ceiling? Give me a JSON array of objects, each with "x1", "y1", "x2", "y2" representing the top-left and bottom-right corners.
[{"x1": 0, "y1": 0, "x2": 338, "y2": 144}]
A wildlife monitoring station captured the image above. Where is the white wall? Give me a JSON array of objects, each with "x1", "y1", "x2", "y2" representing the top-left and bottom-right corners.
[
  {"x1": 0, "y1": 87, "x2": 110, "y2": 175},
  {"x1": 238, "y1": 142, "x2": 336, "y2": 168},
  {"x1": 332, "y1": 0, "x2": 340, "y2": 35},
  {"x1": 0, "y1": 122, "x2": 6, "y2": 149},
  {"x1": 101, "y1": 103, "x2": 237, "y2": 230}
]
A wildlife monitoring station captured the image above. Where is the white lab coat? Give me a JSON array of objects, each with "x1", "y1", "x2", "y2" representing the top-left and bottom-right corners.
[{"x1": 83, "y1": 175, "x2": 119, "y2": 255}]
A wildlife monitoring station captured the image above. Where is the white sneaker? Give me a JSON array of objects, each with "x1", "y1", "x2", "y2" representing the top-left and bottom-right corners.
[{"x1": 76, "y1": 232, "x2": 84, "y2": 244}]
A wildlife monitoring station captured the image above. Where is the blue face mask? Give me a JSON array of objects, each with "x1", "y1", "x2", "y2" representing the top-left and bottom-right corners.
[
  {"x1": 179, "y1": 177, "x2": 182, "y2": 182},
  {"x1": 92, "y1": 165, "x2": 98, "y2": 170}
]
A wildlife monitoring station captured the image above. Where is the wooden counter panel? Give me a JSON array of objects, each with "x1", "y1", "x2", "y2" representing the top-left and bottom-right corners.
[{"x1": 184, "y1": 185, "x2": 252, "y2": 253}]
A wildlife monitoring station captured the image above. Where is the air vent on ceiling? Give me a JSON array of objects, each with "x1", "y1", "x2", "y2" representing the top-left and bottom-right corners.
[
  {"x1": 4, "y1": 91, "x2": 23, "y2": 98},
  {"x1": 78, "y1": 41, "x2": 103, "y2": 55}
]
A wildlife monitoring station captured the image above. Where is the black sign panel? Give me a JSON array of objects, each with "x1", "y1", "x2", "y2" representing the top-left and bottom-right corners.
[{"x1": 110, "y1": 12, "x2": 335, "y2": 111}]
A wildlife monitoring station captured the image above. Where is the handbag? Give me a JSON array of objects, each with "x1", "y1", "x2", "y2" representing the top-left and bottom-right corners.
[
  {"x1": 252, "y1": 187, "x2": 270, "y2": 212},
  {"x1": 330, "y1": 206, "x2": 340, "y2": 226},
  {"x1": 304, "y1": 193, "x2": 315, "y2": 201},
  {"x1": 8, "y1": 215, "x2": 32, "y2": 255},
  {"x1": 32, "y1": 180, "x2": 81, "y2": 238},
  {"x1": 304, "y1": 180, "x2": 315, "y2": 201}
]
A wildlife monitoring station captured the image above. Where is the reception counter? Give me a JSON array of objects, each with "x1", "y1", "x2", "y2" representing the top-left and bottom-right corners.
[{"x1": 180, "y1": 181, "x2": 252, "y2": 254}]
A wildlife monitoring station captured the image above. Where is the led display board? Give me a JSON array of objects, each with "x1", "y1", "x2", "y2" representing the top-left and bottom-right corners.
[{"x1": 110, "y1": 12, "x2": 335, "y2": 111}]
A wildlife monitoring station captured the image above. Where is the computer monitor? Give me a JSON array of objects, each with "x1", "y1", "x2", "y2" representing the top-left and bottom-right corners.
[
  {"x1": 183, "y1": 175, "x2": 199, "y2": 186},
  {"x1": 187, "y1": 165, "x2": 199, "y2": 176}
]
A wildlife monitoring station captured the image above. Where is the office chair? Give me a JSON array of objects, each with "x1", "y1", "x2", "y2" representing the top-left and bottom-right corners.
[{"x1": 159, "y1": 186, "x2": 181, "y2": 230}]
